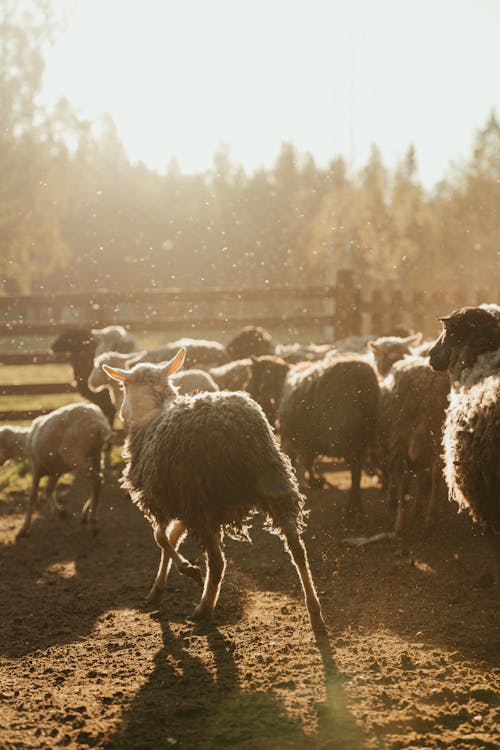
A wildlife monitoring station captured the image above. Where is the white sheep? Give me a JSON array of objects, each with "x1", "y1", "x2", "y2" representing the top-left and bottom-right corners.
[
  {"x1": 89, "y1": 351, "x2": 219, "y2": 411},
  {"x1": 91, "y1": 325, "x2": 136, "y2": 355},
  {"x1": 0, "y1": 403, "x2": 112, "y2": 538},
  {"x1": 103, "y1": 347, "x2": 324, "y2": 631}
]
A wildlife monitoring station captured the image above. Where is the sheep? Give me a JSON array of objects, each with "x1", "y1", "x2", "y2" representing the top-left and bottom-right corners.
[
  {"x1": 207, "y1": 358, "x2": 252, "y2": 391},
  {"x1": 0, "y1": 403, "x2": 112, "y2": 538},
  {"x1": 247, "y1": 354, "x2": 380, "y2": 514},
  {"x1": 91, "y1": 325, "x2": 136, "y2": 355},
  {"x1": 51, "y1": 329, "x2": 116, "y2": 426},
  {"x1": 368, "y1": 333, "x2": 422, "y2": 378},
  {"x1": 89, "y1": 351, "x2": 218, "y2": 410},
  {"x1": 381, "y1": 356, "x2": 450, "y2": 533},
  {"x1": 429, "y1": 304, "x2": 500, "y2": 532},
  {"x1": 102, "y1": 348, "x2": 324, "y2": 631},
  {"x1": 274, "y1": 343, "x2": 334, "y2": 364},
  {"x1": 226, "y1": 325, "x2": 274, "y2": 360},
  {"x1": 246, "y1": 355, "x2": 295, "y2": 425},
  {"x1": 127, "y1": 337, "x2": 229, "y2": 369}
]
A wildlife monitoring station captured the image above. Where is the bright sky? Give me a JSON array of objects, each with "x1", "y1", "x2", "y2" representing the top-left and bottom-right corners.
[{"x1": 40, "y1": 0, "x2": 500, "y2": 187}]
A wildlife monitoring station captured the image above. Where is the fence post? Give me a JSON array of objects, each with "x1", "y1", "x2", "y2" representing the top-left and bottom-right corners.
[{"x1": 334, "y1": 269, "x2": 359, "y2": 339}]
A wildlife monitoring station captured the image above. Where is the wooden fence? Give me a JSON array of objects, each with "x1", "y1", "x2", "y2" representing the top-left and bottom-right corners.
[{"x1": 0, "y1": 271, "x2": 497, "y2": 422}]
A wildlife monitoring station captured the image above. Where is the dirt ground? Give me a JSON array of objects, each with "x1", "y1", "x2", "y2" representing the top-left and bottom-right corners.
[{"x1": 0, "y1": 467, "x2": 498, "y2": 750}]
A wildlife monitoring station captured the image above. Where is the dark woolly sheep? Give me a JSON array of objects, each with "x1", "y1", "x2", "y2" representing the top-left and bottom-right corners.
[
  {"x1": 382, "y1": 356, "x2": 450, "y2": 533},
  {"x1": 103, "y1": 349, "x2": 324, "y2": 631},
  {"x1": 246, "y1": 355, "x2": 293, "y2": 424},
  {"x1": 0, "y1": 403, "x2": 112, "y2": 537},
  {"x1": 248, "y1": 354, "x2": 380, "y2": 515},
  {"x1": 51, "y1": 329, "x2": 116, "y2": 426},
  {"x1": 226, "y1": 325, "x2": 274, "y2": 360},
  {"x1": 429, "y1": 304, "x2": 500, "y2": 532}
]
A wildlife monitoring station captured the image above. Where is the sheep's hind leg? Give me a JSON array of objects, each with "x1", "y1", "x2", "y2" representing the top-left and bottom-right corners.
[
  {"x1": 346, "y1": 456, "x2": 363, "y2": 519},
  {"x1": 46, "y1": 474, "x2": 65, "y2": 517},
  {"x1": 190, "y1": 531, "x2": 226, "y2": 622},
  {"x1": 80, "y1": 451, "x2": 103, "y2": 536},
  {"x1": 146, "y1": 520, "x2": 189, "y2": 604},
  {"x1": 269, "y1": 506, "x2": 325, "y2": 632},
  {"x1": 17, "y1": 469, "x2": 42, "y2": 539}
]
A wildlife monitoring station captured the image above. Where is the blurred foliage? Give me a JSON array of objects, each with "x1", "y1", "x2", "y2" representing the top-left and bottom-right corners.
[{"x1": 1, "y1": 0, "x2": 499, "y2": 296}]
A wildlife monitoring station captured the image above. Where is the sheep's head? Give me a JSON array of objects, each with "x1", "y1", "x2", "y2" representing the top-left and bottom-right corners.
[
  {"x1": 226, "y1": 325, "x2": 274, "y2": 359},
  {"x1": 103, "y1": 347, "x2": 186, "y2": 424},
  {"x1": 51, "y1": 328, "x2": 96, "y2": 354},
  {"x1": 246, "y1": 355, "x2": 290, "y2": 424},
  {"x1": 369, "y1": 333, "x2": 422, "y2": 377},
  {"x1": 429, "y1": 305, "x2": 500, "y2": 373}
]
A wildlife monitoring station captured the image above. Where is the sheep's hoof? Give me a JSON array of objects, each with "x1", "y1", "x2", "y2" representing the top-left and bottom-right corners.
[
  {"x1": 189, "y1": 605, "x2": 212, "y2": 622},
  {"x1": 308, "y1": 474, "x2": 324, "y2": 489},
  {"x1": 145, "y1": 588, "x2": 162, "y2": 606},
  {"x1": 184, "y1": 564, "x2": 204, "y2": 587},
  {"x1": 16, "y1": 526, "x2": 30, "y2": 540}
]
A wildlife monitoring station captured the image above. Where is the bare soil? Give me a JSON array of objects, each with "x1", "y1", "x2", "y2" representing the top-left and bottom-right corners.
[{"x1": 0, "y1": 469, "x2": 498, "y2": 750}]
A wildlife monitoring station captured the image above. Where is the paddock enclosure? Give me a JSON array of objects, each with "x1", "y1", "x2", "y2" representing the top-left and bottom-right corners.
[
  {"x1": 0, "y1": 280, "x2": 498, "y2": 750},
  {"x1": 0, "y1": 467, "x2": 498, "y2": 749}
]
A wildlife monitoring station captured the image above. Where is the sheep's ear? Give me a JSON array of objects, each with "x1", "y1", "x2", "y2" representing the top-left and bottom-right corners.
[
  {"x1": 102, "y1": 364, "x2": 129, "y2": 383},
  {"x1": 163, "y1": 347, "x2": 186, "y2": 377},
  {"x1": 368, "y1": 341, "x2": 378, "y2": 352},
  {"x1": 405, "y1": 333, "x2": 422, "y2": 345}
]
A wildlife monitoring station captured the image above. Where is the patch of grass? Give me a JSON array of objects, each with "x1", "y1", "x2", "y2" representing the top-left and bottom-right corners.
[
  {"x1": 0, "y1": 363, "x2": 73, "y2": 384},
  {"x1": 0, "y1": 392, "x2": 82, "y2": 413}
]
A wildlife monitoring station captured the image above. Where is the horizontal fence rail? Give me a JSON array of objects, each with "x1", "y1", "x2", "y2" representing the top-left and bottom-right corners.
[{"x1": 0, "y1": 273, "x2": 497, "y2": 422}]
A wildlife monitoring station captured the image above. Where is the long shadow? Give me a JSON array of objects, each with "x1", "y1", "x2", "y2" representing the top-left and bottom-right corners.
[
  {"x1": 102, "y1": 616, "x2": 365, "y2": 750},
  {"x1": 227, "y1": 481, "x2": 499, "y2": 665},
  {"x1": 0, "y1": 471, "x2": 497, "y2": 668},
  {"x1": 0, "y1": 477, "x2": 233, "y2": 658}
]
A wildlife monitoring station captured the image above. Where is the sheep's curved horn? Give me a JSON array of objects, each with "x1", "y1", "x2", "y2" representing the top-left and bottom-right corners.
[
  {"x1": 102, "y1": 364, "x2": 129, "y2": 383},
  {"x1": 162, "y1": 347, "x2": 186, "y2": 377}
]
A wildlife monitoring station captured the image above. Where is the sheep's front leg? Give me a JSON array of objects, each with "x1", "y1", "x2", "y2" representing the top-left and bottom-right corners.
[
  {"x1": 190, "y1": 531, "x2": 226, "y2": 621},
  {"x1": 146, "y1": 520, "x2": 187, "y2": 604},
  {"x1": 17, "y1": 470, "x2": 42, "y2": 538}
]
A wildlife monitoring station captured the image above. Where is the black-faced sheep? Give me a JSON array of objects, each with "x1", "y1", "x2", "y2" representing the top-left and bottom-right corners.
[
  {"x1": 103, "y1": 348, "x2": 324, "y2": 631},
  {"x1": 247, "y1": 354, "x2": 380, "y2": 515},
  {"x1": 226, "y1": 325, "x2": 274, "y2": 360},
  {"x1": 51, "y1": 329, "x2": 116, "y2": 426},
  {"x1": 0, "y1": 403, "x2": 112, "y2": 537},
  {"x1": 429, "y1": 304, "x2": 500, "y2": 532}
]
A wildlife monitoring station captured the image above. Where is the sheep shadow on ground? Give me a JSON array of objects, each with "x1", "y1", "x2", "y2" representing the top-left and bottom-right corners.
[{"x1": 102, "y1": 616, "x2": 365, "y2": 750}]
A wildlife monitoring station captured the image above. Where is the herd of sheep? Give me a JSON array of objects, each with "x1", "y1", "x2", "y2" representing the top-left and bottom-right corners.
[{"x1": 0, "y1": 303, "x2": 499, "y2": 631}]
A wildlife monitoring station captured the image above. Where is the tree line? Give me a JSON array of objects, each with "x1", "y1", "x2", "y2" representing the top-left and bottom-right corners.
[{"x1": 1, "y1": 1, "x2": 499, "y2": 296}]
